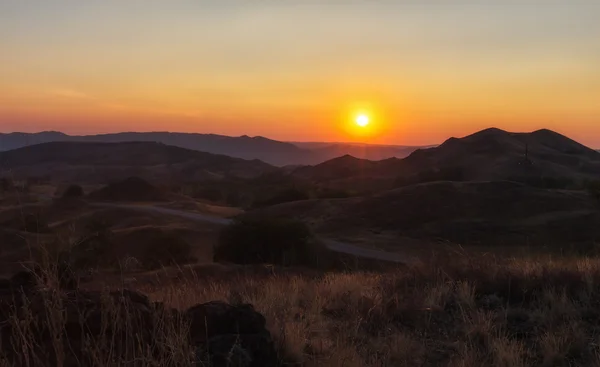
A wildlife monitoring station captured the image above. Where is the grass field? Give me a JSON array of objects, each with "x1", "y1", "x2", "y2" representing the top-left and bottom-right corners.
[{"x1": 3, "y1": 251, "x2": 600, "y2": 366}]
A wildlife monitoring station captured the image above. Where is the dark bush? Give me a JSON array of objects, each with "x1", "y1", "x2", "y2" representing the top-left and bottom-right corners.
[
  {"x1": 214, "y1": 217, "x2": 326, "y2": 267},
  {"x1": 62, "y1": 184, "x2": 84, "y2": 198}
]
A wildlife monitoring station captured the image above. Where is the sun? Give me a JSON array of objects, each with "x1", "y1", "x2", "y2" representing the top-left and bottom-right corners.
[{"x1": 355, "y1": 114, "x2": 370, "y2": 127}]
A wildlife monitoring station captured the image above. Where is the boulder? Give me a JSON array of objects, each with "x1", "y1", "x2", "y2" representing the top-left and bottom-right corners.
[
  {"x1": 197, "y1": 331, "x2": 278, "y2": 367},
  {"x1": 186, "y1": 301, "x2": 277, "y2": 366}
]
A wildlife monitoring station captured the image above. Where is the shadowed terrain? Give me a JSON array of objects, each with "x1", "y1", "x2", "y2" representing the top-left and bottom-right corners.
[{"x1": 294, "y1": 128, "x2": 600, "y2": 193}]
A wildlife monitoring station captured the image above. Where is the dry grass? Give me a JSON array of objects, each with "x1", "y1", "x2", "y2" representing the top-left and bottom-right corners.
[
  {"x1": 5, "y1": 252, "x2": 600, "y2": 366},
  {"x1": 122, "y1": 254, "x2": 600, "y2": 366}
]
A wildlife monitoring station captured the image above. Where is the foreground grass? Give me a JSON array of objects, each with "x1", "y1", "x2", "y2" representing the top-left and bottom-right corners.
[
  {"x1": 108, "y1": 254, "x2": 600, "y2": 367},
  {"x1": 6, "y1": 253, "x2": 600, "y2": 366}
]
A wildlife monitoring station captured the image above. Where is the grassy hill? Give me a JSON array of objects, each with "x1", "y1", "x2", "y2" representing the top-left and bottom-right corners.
[{"x1": 0, "y1": 141, "x2": 276, "y2": 184}]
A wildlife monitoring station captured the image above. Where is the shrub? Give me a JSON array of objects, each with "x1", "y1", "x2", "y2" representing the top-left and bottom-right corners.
[
  {"x1": 60, "y1": 220, "x2": 115, "y2": 269},
  {"x1": 214, "y1": 217, "x2": 326, "y2": 267},
  {"x1": 62, "y1": 184, "x2": 84, "y2": 198}
]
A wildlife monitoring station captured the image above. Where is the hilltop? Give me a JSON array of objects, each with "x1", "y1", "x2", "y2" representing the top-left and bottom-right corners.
[
  {"x1": 0, "y1": 141, "x2": 275, "y2": 184},
  {"x1": 294, "y1": 128, "x2": 600, "y2": 192}
]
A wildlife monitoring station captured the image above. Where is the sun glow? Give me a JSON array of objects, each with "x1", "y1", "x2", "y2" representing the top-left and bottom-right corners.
[
  {"x1": 355, "y1": 114, "x2": 370, "y2": 127},
  {"x1": 338, "y1": 101, "x2": 391, "y2": 142}
]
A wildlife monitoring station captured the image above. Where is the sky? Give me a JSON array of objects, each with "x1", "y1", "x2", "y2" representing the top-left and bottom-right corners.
[{"x1": 1, "y1": 1, "x2": 599, "y2": 147}]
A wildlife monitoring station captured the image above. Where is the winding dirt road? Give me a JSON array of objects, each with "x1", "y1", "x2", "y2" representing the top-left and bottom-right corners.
[{"x1": 92, "y1": 203, "x2": 414, "y2": 264}]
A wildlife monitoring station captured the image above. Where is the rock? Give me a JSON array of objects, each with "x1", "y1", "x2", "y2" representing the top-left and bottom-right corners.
[
  {"x1": 187, "y1": 301, "x2": 278, "y2": 367},
  {"x1": 196, "y1": 331, "x2": 278, "y2": 367}
]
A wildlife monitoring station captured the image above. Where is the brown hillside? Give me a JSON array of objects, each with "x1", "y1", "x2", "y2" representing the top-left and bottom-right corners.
[
  {"x1": 250, "y1": 181, "x2": 600, "y2": 247},
  {"x1": 294, "y1": 128, "x2": 600, "y2": 192},
  {"x1": 401, "y1": 128, "x2": 600, "y2": 183}
]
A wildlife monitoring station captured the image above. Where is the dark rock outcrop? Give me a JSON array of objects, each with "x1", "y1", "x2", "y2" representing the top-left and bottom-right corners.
[{"x1": 187, "y1": 301, "x2": 277, "y2": 367}]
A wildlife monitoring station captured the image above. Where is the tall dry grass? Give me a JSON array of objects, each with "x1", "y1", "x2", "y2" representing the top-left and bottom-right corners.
[
  {"x1": 4, "y1": 251, "x2": 600, "y2": 366},
  {"x1": 131, "y1": 254, "x2": 600, "y2": 366}
]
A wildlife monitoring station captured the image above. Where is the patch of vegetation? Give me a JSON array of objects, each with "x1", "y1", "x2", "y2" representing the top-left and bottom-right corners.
[
  {"x1": 51, "y1": 221, "x2": 196, "y2": 272},
  {"x1": 11, "y1": 253, "x2": 600, "y2": 366},
  {"x1": 214, "y1": 217, "x2": 329, "y2": 267},
  {"x1": 186, "y1": 255, "x2": 600, "y2": 366}
]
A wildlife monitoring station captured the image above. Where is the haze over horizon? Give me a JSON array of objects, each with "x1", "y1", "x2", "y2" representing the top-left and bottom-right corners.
[{"x1": 1, "y1": 1, "x2": 599, "y2": 147}]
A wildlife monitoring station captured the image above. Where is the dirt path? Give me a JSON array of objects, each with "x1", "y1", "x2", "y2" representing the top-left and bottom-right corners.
[{"x1": 91, "y1": 203, "x2": 415, "y2": 264}]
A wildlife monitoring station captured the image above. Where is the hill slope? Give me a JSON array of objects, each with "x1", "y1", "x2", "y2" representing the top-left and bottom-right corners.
[
  {"x1": 0, "y1": 141, "x2": 275, "y2": 184},
  {"x1": 251, "y1": 181, "x2": 600, "y2": 247},
  {"x1": 294, "y1": 128, "x2": 600, "y2": 191},
  {"x1": 400, "y1": 128, "x2": 600, "y2": 183}
]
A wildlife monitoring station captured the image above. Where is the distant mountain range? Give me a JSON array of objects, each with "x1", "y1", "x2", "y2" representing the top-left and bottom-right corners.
[
  {"x1": 0, "y1": 131, "x2": 428, "y2": 166},
  {"x1": 2, "y1": 128, "x2": 598, "y2": 191}
]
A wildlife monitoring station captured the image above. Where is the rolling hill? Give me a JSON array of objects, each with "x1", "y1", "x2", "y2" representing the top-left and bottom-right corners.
[
  {"x1": 250, "y1": 180, "x2": 600, "y2": 247},
  {"x1": 0, "y1": 131, "x2": 428, "y2": 166},
  {"x1": 0, "y1": 141, "x2": 276, "y2": 184},
  {"x1": 294, "y1": 128, "x2": 600, "y2": 192}
]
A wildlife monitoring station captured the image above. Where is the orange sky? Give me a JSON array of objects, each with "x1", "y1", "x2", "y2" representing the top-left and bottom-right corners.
[{"x1": 1, "y1": 2, "x2": 599, "y2": 147}]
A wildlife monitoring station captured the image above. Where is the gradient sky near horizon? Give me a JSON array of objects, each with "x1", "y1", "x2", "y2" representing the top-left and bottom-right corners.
[{"x1": 1, "y1": 1, "x2": 599, "y2": 146}]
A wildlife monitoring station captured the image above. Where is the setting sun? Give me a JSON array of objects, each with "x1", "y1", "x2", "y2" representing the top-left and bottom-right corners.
[{"x1": 356, "y1": 114, "x2": 370, "y2": 127}]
